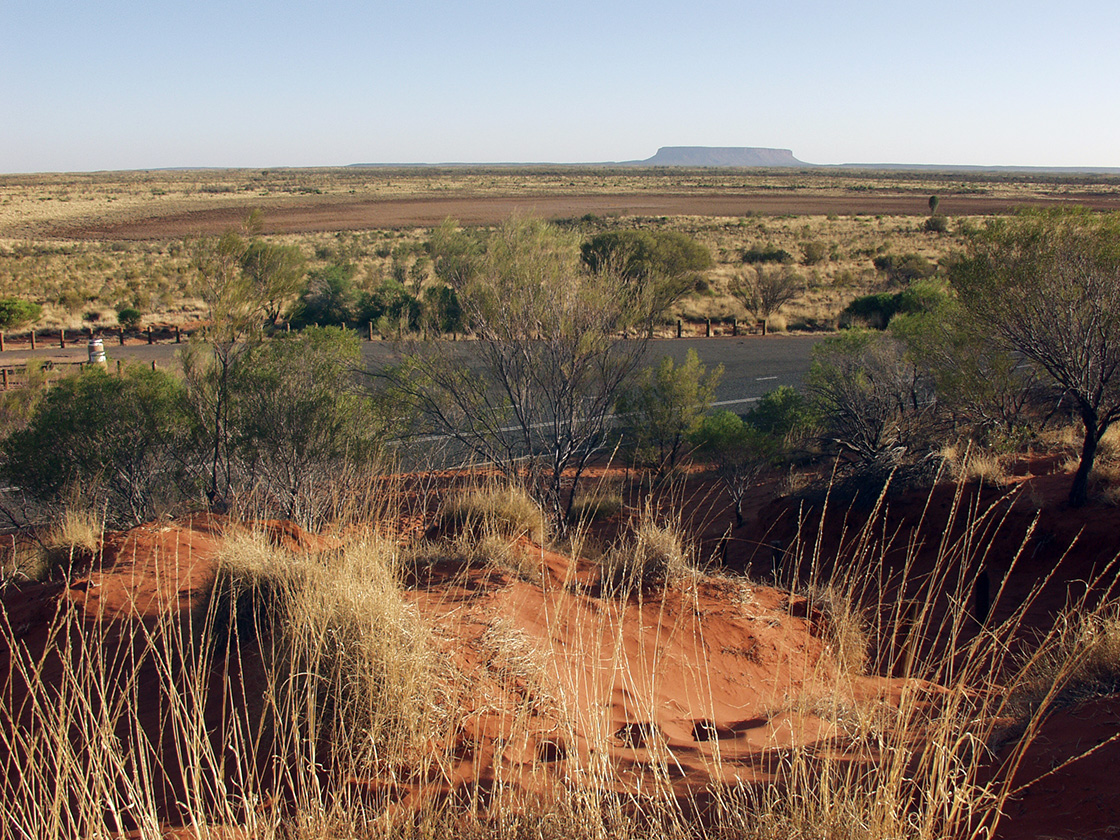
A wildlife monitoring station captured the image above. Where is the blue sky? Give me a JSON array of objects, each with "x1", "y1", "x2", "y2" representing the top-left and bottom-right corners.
[{"x1": 2, "y1": 0, "x2": 1117, "y2": 172}]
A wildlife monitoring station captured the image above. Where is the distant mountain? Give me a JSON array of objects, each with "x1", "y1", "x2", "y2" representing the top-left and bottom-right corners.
[{"x1": 628, "y1": 146, "x2": 808, "y2": 167}]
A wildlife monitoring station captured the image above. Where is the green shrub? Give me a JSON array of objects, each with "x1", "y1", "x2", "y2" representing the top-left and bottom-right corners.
[
  {"x1": 873, "y1": 253, "x2": 936, "y2": 285},
  {"x1": 1, "y1": 366, "x2": 191, "y2": 525},
  {"x1": 747, "y1": 386, "x2": 814, "y2": 440},
  {"x1": 923, "y1": 215, "x2": 949, "y2": 233},
  {"x1": 116, "y1": 307, "x2": 142, "y2": 329},
  {"x1": 801, "y1": 240, "x2": 829, "y2": 266},
  {"x1": 742, "y1": 244, "x2": 793, "y2": 264},
  {"x1": 0, "y1": 298, "x2": 42, "y2": 330}
]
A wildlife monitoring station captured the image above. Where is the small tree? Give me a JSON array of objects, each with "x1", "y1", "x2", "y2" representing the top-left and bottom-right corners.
[
  {"x1": 239, "y1": 239, "x2": 306, "y2": 327},
  {"x1": 689, "y1": 410, "x2": 778, "y2": 527},
  {"x1": 224, "y1": 327, "x2": 383, "y2": 527},
  {"x1": 807, "y1": 329, "x2": 935, "y2": 466},
  {"x1": 2, "y1": 366, "x2": 190, "y2": 525},
  {"x1": 386, "y1": 218, "x2": 653, "y2": 535},
  {"x1": 731, "y1": 265, "x2": 802, "y2": 328},
  {"x1": 580, "y1": 230, "x2": 712, "y2": 331},
  {"x1": 617, "y1": 349, "x2": 723, "y2": 475},
  {"x1": 953, "y1": 208, "x2": 1120, "y2": 506},
  {"x1": 0, "y1": 298, "x2": 42, "y2": 330}
]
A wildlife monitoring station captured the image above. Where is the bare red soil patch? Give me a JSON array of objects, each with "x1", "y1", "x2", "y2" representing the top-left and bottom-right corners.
[{"x1": 52, "y1": 192, "x2": 1120, "y2": 240}]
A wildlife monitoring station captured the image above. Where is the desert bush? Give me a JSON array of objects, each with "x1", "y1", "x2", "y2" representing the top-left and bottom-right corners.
[
  {"x1": 204, "y1": 326, "x2": 384, "y2": 528},
  {"x1": 567, "y1": 480, "x2": 624, "y2": 523},
  {"x1": 924, "y1": 214, "x2": 949, "y2": 233},
  {"x1": 732, "y1": 265, "x2": 803, "y2": 323},
  {"x1": 1, "y1": 365, "x2": 192, "y2": 526},
  {"x1": 801, "y1": 240, "x2": 829, "y2": 265},
  {"x1": 208, "y1": 531, "x2": 439, "y2": 771},
  {"x1": 742, "y1": 244, "x2": 793, "y2": 264},
  {"x1": 580, "y1": 229, "x2": 713, "y2": 326},
  {"x1": 357, "y1": 277, "x2": 421, "y2": 333},
  {"x1": 807, "y1": 329, "x2": 936, "y2": 467},
  {"x1": 746, "y1": 385, "x2": 815, "y2": 443},
  {"x1": 840, "y1": 280, "x2": 948, "y2": 329},
  {"x1": 115, "y1": 306, "x2": 142, "y2": 329},
  {"x1": 616, "y1": 349, "x2": 723, "y2": 475},
  {"x1": 872, "y1": 252, "x2": 936, "y2": 286},
  {"x1": 1008, "y1": 606, "x2": 1120, "y2": 720},
  {"x1": 0, "y1": 298, "x2": 42, "y2": 330},
  {"x1": 689, "y1": 410, "x2": 779, "y2": 526},
  {"x1": 288, "y1": 262, "x2": 358, "y2": 327}
]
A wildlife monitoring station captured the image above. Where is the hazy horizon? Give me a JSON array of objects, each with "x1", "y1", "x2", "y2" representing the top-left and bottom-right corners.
[{"x1": 4, "y1": 0, "x2": 1118, "y2": 174}]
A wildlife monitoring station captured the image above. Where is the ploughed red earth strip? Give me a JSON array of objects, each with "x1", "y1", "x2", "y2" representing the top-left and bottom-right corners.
[{"x1": 51, "y1": 191, "x2": 1120, "y2": 239}]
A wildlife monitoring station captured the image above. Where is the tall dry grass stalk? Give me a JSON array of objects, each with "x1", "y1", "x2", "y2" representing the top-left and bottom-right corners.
[{"x1": 0, "y1": 473, "x2": 1118, "y2": 838}]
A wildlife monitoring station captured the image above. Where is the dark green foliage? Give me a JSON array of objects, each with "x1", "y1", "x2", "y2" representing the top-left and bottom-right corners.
[
  {"x1": 924, "y1": 215, "x2": 949, "y2": 233},
  {"x1": 689, "y1": 411, "x2": 778, "y2": 527},
  {"x1": 422, "y1": 285, "x2": 465, "y2": 334},
  {"x1": 225, "y1": 327, "x2": 383, "y2": 525},
  {"x1": 581, "y1": 230, "x2": 713, "y2": 325},
  {"x1": 290, "y1": 263, "x2": 358, "y2": 328},
  {"x1": 358, "y1": 279, "x2": 421, "y2": 333},
  {"x1": 580, "y1": 230, "x2": 712, "y2": 280},
  {"x1": 801, "y1": 241, "x2": 829, "y2": 266},
  {"x1": 1, "y1": 366, "x2": 190, "y2": 525},
  {"x1": 239, "y1": 239, "x2": 306, "y2": 326},
  {"x1": 807, "y1": 329, "x2": 935, "y2": 466},
  {"x1": 741, "y1": 245, "x2": 793, "y2": 265},
  {"x1": 746, "y1": 386, "x2": 813, "y2": 441},
  {"x1": 873, "y1": 253, "x2": 937, "y2": 286},
  {"x1": 0, "y1": 298, "x2": 42, "y2": 330},
  {"x1": 840, "y1": 281, "x2": 949, "y2": 329},
  {"x1": 617, "y1": 350, "x2": 723, "y2": 474},
  {"x1": 952, "y1": 208, "x2": 1120, "y2": 507},
  {"x1": 116, "y1": 307, "x2": 142, "y2": 329}
]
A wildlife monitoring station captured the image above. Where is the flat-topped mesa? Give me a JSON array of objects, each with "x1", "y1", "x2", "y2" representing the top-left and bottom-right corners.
[{"x1": 640, "y1": 146, "x2": 808, "y2": 167}]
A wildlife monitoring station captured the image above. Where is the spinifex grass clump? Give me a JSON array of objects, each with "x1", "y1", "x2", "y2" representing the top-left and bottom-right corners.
[{"x1": 208, "y1": 531, "x2": 441, "y2": 775}]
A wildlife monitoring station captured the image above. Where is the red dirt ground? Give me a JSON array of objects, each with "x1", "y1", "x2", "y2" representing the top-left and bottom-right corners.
[
  {"x1": 2, "y1": 463, "x2": 1119, "y2": 838},
  {"x1": 51, "y1": 192, "x2": 1120, "y2": 240}
]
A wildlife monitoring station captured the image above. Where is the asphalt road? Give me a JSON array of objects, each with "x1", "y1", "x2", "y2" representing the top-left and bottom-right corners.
[{"x1": 0, "y1": 333, "x2": 823, "y2": 406}]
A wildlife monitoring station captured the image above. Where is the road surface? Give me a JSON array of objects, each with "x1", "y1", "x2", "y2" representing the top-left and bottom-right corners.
[{"x1": 0, "y1": 333, "x2": 823, "y2": 406}]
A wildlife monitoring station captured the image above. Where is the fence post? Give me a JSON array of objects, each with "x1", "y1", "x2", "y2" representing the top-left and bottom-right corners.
[
  {"x1": 0, "y1": 331, "x2": 5, "y2": 352},
  {"x1": 119, "y1": 327, "x2": 125, "y2": 346},
  {"x1": 2, "y1": 369, "x2": 7, "y2": 390},
  {"x1": 29, "y1": 331, "x2": 36, "y2": 350},
  {"x1": 705, "y1": 319, "x2": 711, "y2": 337},
  {"x1": 760, "y1": 318, "x2": 768, "y2": 336},
  {"x1": 60, "y1": 328, "x2": 66, "y2": 349},
  {"x1": 368, "y1": 322, "x2": 374, "y2": 341},
  {"x1": 147, "y1": 326, "x2": 153, "y2": 345},
  {"x1": 175, "y1": 325, "x2": 181, "y2": 344},
  {"x1": 676, "y1": 319, "x2": 682, "y2": 338},
  {"x1": 732, "y1": 318, "x2": 738, "y2": 337},
  {"x1": 151, "y1": 360, "x2": 157, "y2": 371}
]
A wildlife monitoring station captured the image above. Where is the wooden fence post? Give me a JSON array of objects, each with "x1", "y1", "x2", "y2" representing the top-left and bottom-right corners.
[
  {"x1": 2, "y1": 369, "x2": 7, "y2": 390},
  {"x1": 147, "y1": 326, "x2": 153, "y2": 345},
  {"x1": 119, "y1": 327, "x2": 125, "y2": 345},
  {"x1": 676, "y1": 319, "x2": 682, "y2": 338},
  {"x1": 705, "y1": 319, "x2": 711, "y2": 337},
  {"x1": 368, "y1": 322, "x2": 374, "y2": 341},
  {"x1": 60, "y1": 328, "x2": 66, "y2": 349},
  {"x1": 732, "y1": 318, "x2": 738, "y2": 337},
  {"x1": 175, "y1": 325, "x2": 181, "y2": 343},
  {"x1": 29, "y1": 331, "x2": 36, "y2": 350},
  {"x1": 0, "y1": 331, "x2": 5, "y2": 352}
]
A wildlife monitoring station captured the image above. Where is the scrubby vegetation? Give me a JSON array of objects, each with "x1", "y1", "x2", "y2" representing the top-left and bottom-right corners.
[{"x1": 3, "y1": 173, "x2": 1120, "y2": 838}]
